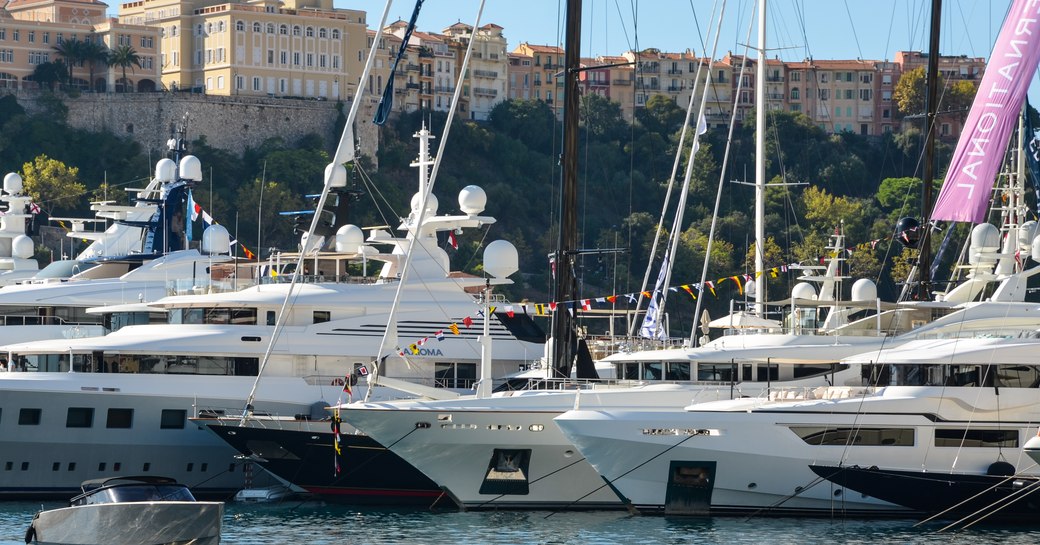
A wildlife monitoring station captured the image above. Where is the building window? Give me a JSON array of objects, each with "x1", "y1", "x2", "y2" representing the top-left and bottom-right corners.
[
  {"x1": 0, "y1": 28, "x2": 5, "y2": 40},
  {"x1": 66, "y1": 407, "x2": 94, "y2": 428},
  {"x1": 238, "y1": 21, "x2": 246, "y2": 32},
  {"x1": 267, "y1": 50, "x2": 274, "y2": 64},
  {"x1": 236, "y1": 75, "x2": 244, "y2": 90},
  {"x1": 28, "y1": 31, "x2": 34, "y2": 43},
  {"x1": 267, "y1": 23, "x2": 275, "y2": 34},
  {"x1": 280, "y1": 25, "x2": 288, "y2": 35},
  {"x1": 332, "y1": 29, "x2": 341, "y2": 40},
  {"x1": 0, "y1": 50, "x2": 12, "y2": 63},
  {"x1": 160, "y1": 409, "x2": 186, "y2": 429},
  {"x1": 28, "y1": 51, "x2": 48, "y2": 65},
  {"x1": 42, "y1": 32, "x2": 49, "y2": 44},
  {"x1": 106, "y1": 408, "x2": 133, "y2": 429},
  {"x1": 280, "y1": 51, "x2": 287, "y2": 65},
  {"x1": 306, "y1": 26, "x2": 314, "y2": 37},
  {"x1": 293, "y1": 52, "x2": 300, "y2": 66},
  {"x1": 332, "y1": 56, "x2": 339, "y2": 69},
  {"x1": 251, "y1": 22, "x2": 260, "y2": 33},
  {"x1": 18, "y1": 408, "x2": 41, "y2": 426},
  {"x1": 292, "y1": 26, "x2": 301, "y2": 36},
  {"x1": 319, "y1": 28, "x2": 327, "y2": 39}
]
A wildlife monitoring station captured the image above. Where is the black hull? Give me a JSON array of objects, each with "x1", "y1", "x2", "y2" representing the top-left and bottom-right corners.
[
  {"x1": 810, "y1": 465, "x2": 1040, "y2": 521},
  {"x1": 206, "y1": 423, "x2": 448, "y2": 507}
]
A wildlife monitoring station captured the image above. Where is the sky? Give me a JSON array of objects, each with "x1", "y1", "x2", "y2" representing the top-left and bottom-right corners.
[{"x1": 342, "y1": 0, "x2": 1040, "y2": 101}]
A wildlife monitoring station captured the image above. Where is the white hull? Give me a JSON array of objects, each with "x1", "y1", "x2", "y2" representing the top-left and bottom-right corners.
[
  {"x1": 30, "y1": 501, "x2": 222, "y2": 545},
  {"x1": 556, "y1": 385, "x2": 1040, "y2": 514},
  {"x1": 341, "y1": 379, "x2": 848, "y2": 509}
]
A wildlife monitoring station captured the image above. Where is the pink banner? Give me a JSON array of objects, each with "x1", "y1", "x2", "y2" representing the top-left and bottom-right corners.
[{"x1": 931, "y1": 0, "x2": 1040, "y2": 223}]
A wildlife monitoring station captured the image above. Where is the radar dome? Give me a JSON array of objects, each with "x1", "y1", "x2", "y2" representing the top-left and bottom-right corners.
[
  {"x1": 1032, "y1": 235, "x2": 1040, "y2": 261},
  {"x1": 409, "y1": 192, "x2": 439, "y2": 215},
  {"x1": 1020, "y1": 221, "x2": 1040, "y2": 249},
  {"x1": 3, "y1": 173, "x2": 23, "y2": 195},
  {"x1": 790, "y1": 282, "x2": 817, "y2": 301},
  {"x1": 335, "y1": 224, "x2": 364, "y2": 253},
  {"x1": 155, "y1": 158, "x2": 177, "y2": 182},
  {"x1": 201, "y1": 224, "x2": 232, "y2": 255},
  {"x1": 969, "y1": 223, "x2": 1000, "y2": 265},
  {"x1": 458, "y1": 185, "x2": 487, "y2": 215},
  {"x1": 851, "y1": 278, "x2": 878, "y2": 302},
  {"x1": 179, "y1": 155, "x2": 203, "y2": 182},
  {"x1": 894, "y1": 217, "x2": 920, "y2": 247},
  {"x1": 11, "y1": 235, "x2": 33, "y2": 259},
  {"x1": 483, "y1": 240, "x2": 519, "y2": 279},
  {"x1": 324, "y1": 163, "x2": 347, "y2": 188}
]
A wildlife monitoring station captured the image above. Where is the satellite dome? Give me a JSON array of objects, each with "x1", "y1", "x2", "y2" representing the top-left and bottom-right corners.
[
  {"x1": 1032, "y1": 235, "x2": 1040, "y2": 261},
  {"x1": 1020, "y1": 221, "x2": 1040, "y2": 249},
  {"x1": 324, "y1": 163, "x2": 347, "y2": 189},
  {"x1": 969, "y1": 223, "x2": 1000, "y2": 265},
  {"x1": 483, "y1": 240, "x2": 519, "y2": 279},
  {"x1": 409, "y1": 192, "x2": 439, "y2": 215},
  {"x1": 335, "y1": 224, "x2": 364, "y2": 253},
  {"x1": 155, "y1": 158, "x2": 177, "y2": 183},
  {"x1": 851, "y1": 278, "x2": 878, "y2": 302},
  {"x1": 11, "y1": 235, "x2": 33, "y2": 259},
  {"x1": 3, "y1": 173, "x2": 23, "y2": 195},
  {"x1": 179, "y1": 155, "x2": 203, "y2": 182},
  {"x1": 791, "y1": 282, "x2": 817, "y2": 301},
  {"x1": 458, "y1": 185, "x2": 487, "y2": 215},
  {"x1": 201, "y1": 224, "x2": 232, "y2": 255}
]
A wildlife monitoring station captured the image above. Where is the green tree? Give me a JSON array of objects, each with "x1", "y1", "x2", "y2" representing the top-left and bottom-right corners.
[
  {"x1": 580, "y1": 93, "x2": 626, "y2": 140},
  {"x1": 81, "y1": 38, "x2": 110, "y2": 92},
  {"x1": 52, "y1": 37, "x2": 86, "y2": 85},
  {"x1": 487, "y1": 99, "x2": 556, "y2": 153},
  {"x1": 20, "y1": 155, "x2": 87, "y2": 214},
  {"x1": 894, "y1": 67, "x2": 926, "y2": 119},
  {"x1": 108, "y1": 44, "x2": 141, "y2": 92},
  {"x1": 30, "y1": 62, "x2": 65, "y2": 91},
  {"x1": 636, "y1": 94, "x2": 685, "y2": 135}
]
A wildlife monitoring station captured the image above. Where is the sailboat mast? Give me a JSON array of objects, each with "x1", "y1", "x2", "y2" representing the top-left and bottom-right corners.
[
  {"x1": 754, "y1": 0, "x2": 767, "y2": 313},
  {"x1": 550, "y1": 0, "x2": 582, "y2": 378},
  {"x1": 920, "y1": 0, "x2": 942, "y2": 298}
]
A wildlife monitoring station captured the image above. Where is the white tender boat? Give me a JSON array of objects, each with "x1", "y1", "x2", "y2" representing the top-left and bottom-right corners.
[{"x1": 25, "y1": 476, "x2": 222, "y2": 545}]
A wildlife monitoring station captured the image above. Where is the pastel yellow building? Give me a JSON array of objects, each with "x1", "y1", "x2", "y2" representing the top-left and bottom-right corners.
[
  {"x1": 118, "y1": 0, "x2": 366, "y2": 98},
  {"x1": 1, "y1": 0, "x2": 161, "y2": 91}
]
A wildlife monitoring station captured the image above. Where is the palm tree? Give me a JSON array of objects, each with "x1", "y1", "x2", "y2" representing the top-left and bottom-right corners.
[
  {"x1": 52, "y1": 38, "x2": 85, "y2": 87},
  {"x1": 81, "y1": 37, "x2": 109, "y2": 92},
  {"x1": 108, "y1": 44, "x2": 141, "y2": 93}
]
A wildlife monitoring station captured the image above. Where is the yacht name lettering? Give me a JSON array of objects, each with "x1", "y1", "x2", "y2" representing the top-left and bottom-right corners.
[
  {"x1": 642, "y1": 428, "x2": 711, "y2": 437},
  {"x1": 415, "y1": 348, "x2": 444, "y2": 356}
]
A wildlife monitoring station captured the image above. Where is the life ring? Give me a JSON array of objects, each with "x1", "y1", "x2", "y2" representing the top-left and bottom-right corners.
[{"x1": 331, "y1": 378, "x2": 344, "y2": 386}]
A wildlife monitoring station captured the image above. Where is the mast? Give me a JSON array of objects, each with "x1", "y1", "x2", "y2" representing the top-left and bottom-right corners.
[
  {"x1": 754, "y1": 0, "x2": 767, "y2": 314},
  {"x1": 549, "y1": 0, "x2": 581, "y2": 378},
  {"x1": 919, "y1": 0, "x2": 942, "y2": 298}
]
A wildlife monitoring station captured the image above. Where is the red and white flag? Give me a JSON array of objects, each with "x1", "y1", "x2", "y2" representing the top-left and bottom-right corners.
[{"x1": 448, "y1": 231, "x2": 458, "y2": 250}]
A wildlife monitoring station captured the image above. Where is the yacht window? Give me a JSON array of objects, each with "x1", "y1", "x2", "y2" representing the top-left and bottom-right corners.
[
  {"x1": 160, "y1": 409, "x2": 186, "y2": 429},
  {"x1": 18, "y1": 408, "x2": 41, "y2": 425},
  {"x1": 230, "y1": 309, "x2": 257, "y2": 324},
  {"x1": 742, "y1": 364, "x2": 753, "y2": 381},
  {"x1": 757, "y1": 364, "x2": 778, "y2": 382},
  {"x1": 666, "y1": 362, "x2": 691, "y2": 381},
  {"x1": 52, "y1": 462, "x2": 59, "y2": 471},
  {"x1": 643, "y1": 362, "x2": 663, "y2": 380},
  {"x1": 996, "y1": 365, "x2": 1040, "y2": 388},
  {"x1": 106, "y1": 408, "x2": 134, "y2": 429},
  {"x1": 4, "y1": 462, "x2": 10, "y2": 470},
  {"x1": 266, "y1": 311, "x2": 276, "y2": 326},
  {"x1": 99, "y1": 463, "x2": 106, "y2": 471},
  {"x1": 313, "y1": 311, "x2": 331, "y2": 324},
  {"x1": 435, "y1": 362, "x2": 477, "y2": 389},
  {"x1": 66, "y1": 407, "x2": 94, "y2": 428},
  {"x1": 21, "y1": 462, "x2": 28, "y2": 470},
  {"x1": 205, "y1": 308, "x2": 230, "y2": 324},
  {"x1": 792, "y1": 364, "x2": 845, "y2": 379},
  {"x1": 617, "y1": 362, "x2": 640, "y2": 380},
  {"x1": 790, "y1": 426, "x2": 914, "y2": 446},
  {"x1": 935, "y1": 429, "x2": 1018, "y2": 448},
  {"x1": 697, "y1": 364, "x2": 735, "y2": 382}
]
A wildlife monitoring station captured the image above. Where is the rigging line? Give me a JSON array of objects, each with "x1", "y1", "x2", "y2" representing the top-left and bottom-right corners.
[
  {"x1": 367, "y1": 0, "x2": 486, "y2": 399},
  {"x1": 936, "y1": 475, "x2": 1040, "y2": 532},
  {"x1": 692, "y1": 0, "x2": 754, "y2": 344},
  {"x1": 914, "y1": 465, "x2": 1040, "y2": 527},
  {"x1": 628, "y1": 0, "x2": 719, "y2": 336},
  {"x1": 353, "y1": 162, "x2": 399, "y2": 231},
  {"x1": 841, "y1": 0, "x2": 865, "y2": 62},
  {"x1": 239, "y1": 0, "x2": 393, "y2": 422}
]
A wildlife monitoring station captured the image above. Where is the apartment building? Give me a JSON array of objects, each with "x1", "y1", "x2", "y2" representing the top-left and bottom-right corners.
[
  {"x1": 118, "y1": 0, "x2": 366, "y2": 98},
  {"x1": 513, "y1": 42, "x2": 564, "y2": 108},
  {"x1": 1, "y1": 0, "x2": 160, "y2": 91},
  {"x1": 894, "y1": 50, "x2": 985, "y2": 138},
  {"x1": 507, "y1": 51, "x2": 533, "y2": 101},
  {"x1": 440, "y1": 22, "x2": 507, "y2": 121}
]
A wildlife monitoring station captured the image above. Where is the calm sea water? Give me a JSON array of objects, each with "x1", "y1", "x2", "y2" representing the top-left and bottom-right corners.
[{"x1": 3, "y1": 500, "x2": 1040, "y2": 544}]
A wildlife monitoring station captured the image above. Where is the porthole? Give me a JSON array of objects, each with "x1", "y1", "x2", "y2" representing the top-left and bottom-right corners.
[
  {"x1": 563, "y1": 449, "x2": 574, "y2": 458},
  {"x1": 529, "y1": 424, "x2": 544, "y2": 432},
  {"x1": 747, "y1": 482, "x2": 757, "y2": 489},
  {"x1": 834, "y1": 489, "x2": 843, "y2": 497}
]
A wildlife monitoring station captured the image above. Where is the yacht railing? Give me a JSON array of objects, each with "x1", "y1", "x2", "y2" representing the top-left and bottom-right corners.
[
  {"x1": 0, "y1": 315, "x2": 100, "y2": 327},
  {"x1": 757, "y1": 385, "x2": 880, "y2": 402},
  {"x1": 257, "y1": 274, "x2": 392, "y2": 286}
]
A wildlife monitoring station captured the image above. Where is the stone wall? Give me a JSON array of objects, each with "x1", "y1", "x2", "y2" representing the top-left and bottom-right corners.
[{"x1": 4, "y1": 90, "x2": 381, "y2": 167}]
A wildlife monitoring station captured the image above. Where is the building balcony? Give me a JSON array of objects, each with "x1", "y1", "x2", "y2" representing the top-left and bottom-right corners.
[
  {"x1": 642, "y1": 83, "x2": 660, "y2": 90},
  {"x1": 667, "y1": 85, "x2": 683, "y2": 92},
  {"x1": 767, "y1": 93, "x2": 785, "y2": 100},
  {"x1": 534, "y1": 80, "x2": 542, "y2": 86},
  {"x1": 406, "y1": 82, "x2": 420, "y2": 89},
  {"x1": 473, "y1": 87, "x2": 497, "y2": 97},
  {"x1": 473, "y1": 69, "x2": 498, "y2": 78},
  {"x1": 666, "y1": 68, "x2": 683, "y2": 75},
  {"x1": 406, "y1": 63, "x2": 420, "y2": 72},
  {"x1": 435, "y1": 85, "x2": 455, "y2": 93},
  {"x1": 766, "y1": 75, "x2": 784, "y2": 82},
  {"x1": 612, "y1": 78, "x2": 632, "y2": 85},
  {"x1": 639, "y1": 62, "x2": 660, "y2": 72}
]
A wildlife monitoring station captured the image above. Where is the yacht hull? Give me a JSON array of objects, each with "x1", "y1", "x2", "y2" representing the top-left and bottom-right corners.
[{"x1": 29, "y1": 501, "x2": 223, "y2": 545}]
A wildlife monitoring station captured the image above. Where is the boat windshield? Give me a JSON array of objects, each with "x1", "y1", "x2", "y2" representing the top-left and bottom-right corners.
[
  {"x1": 74, "y1": 484, "x2": 196, "y2": 506},
  {"x1": 33, "y1": 260, "x2": 97, "y2": 279}
]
